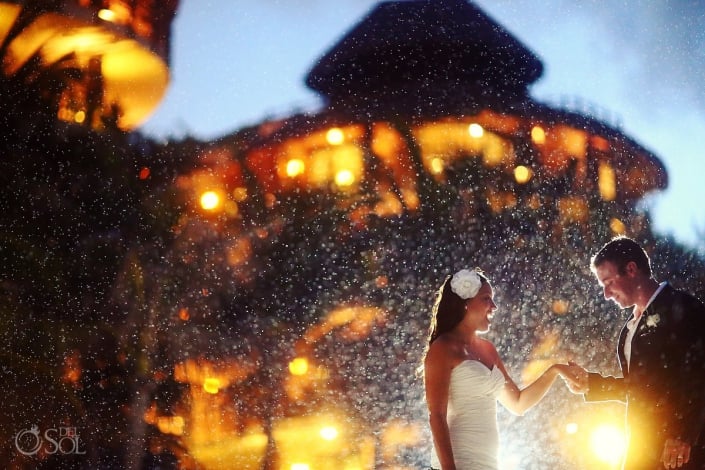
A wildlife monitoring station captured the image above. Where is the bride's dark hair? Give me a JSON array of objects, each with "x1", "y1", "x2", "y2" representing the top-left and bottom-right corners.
[
  {"x1": 427, "y1": 271, "x2": 488, "y2": 344},
  {"x1": 417, "y1": 270, "x2": 488, "y2": 377}
]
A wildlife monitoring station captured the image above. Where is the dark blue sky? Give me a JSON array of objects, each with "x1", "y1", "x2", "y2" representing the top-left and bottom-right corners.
[{"x1": 141, "y1": 0, "x2": 705, "y2": 250}]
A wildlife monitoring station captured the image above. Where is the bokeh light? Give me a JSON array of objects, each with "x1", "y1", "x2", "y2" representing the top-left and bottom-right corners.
[
  {"x1": 590, "y1": 424, "x2": 626, "y2": 466},
  {"x1": 199, "y1": 190, "x2": 221, "y2": 211}
]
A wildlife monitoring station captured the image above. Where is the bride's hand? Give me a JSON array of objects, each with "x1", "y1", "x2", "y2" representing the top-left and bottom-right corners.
[{"x1": 556, "y1": 362, "x2": 588, "y2": 393}]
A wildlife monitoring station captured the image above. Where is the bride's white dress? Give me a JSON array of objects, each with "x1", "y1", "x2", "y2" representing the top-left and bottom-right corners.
[{"x1": 431, "y1": 360, "x2": 506, "y2": 470}]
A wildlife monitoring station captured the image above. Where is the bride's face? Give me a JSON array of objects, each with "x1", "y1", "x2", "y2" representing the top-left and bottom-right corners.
[{"x1": 463, "y1": 282, "x2": 497, "y2": 333}]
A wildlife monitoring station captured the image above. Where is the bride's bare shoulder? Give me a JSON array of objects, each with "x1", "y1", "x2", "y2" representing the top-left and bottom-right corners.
[
  {"x1": 476, "y1": 337, "x2": 500, "y2": 357},
  {"x1": 426, "y1": 334, "x2": 463, "y2": 364}
]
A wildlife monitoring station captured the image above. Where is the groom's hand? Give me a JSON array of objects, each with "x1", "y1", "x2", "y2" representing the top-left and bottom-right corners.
[{"x1": 661, "y1": 438, "x2": 691, "y2": 469}]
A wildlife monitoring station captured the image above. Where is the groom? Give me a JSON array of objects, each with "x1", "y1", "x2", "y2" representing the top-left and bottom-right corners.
[{"x1": 569, "y1": 236, "x2": 705, "y2": 469}]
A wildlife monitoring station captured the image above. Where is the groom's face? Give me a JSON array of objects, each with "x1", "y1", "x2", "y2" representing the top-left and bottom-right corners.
[{"x1": 594, "y1": 260, "x2": 638, "y2": 309}]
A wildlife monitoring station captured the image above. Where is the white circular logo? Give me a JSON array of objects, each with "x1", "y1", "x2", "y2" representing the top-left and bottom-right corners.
[
  {"x1": 15, "y1": 425, "x2": 42, "y2": 456},
  {"x1": 14, "y1": 426, "x2": 85, "y2": 456}
]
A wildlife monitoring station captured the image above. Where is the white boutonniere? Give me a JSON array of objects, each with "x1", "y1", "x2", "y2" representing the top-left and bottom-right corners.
[{"x1": 644, "y1": 313, "x2": 660, "y2": 328}]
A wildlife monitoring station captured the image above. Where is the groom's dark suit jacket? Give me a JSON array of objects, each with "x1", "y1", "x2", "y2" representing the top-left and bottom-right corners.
[{"x1": 586, "y1": 283, "x2": 705, "y2": 469}]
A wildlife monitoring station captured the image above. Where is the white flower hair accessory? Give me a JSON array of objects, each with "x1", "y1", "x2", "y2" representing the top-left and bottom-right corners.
[{"x1": 450, "y1": 269, "x2": 483, "y2": 300}]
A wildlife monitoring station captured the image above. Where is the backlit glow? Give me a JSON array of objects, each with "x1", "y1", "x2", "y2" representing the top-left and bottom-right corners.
[
  {"x1": 590, "y1": 424, "x2": 625, "y2": 465},
  {"x1": 319, "y1": 426, "x2": 338, "y2": 441}
]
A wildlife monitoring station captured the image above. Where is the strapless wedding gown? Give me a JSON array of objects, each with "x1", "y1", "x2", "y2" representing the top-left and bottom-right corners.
[{"x1": 431, "y1": 360, "x2": 506, "y2": 470}]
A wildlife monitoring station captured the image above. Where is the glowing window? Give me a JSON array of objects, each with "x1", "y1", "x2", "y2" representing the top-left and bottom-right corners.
[
  {"x1": 286, "y1": 158, "x2": 306, "y2": 177},
  {"x1": 326, "y1": 127, "x2": 345, "y2": 145},
  {"x1": 514, "y1": 165, "x2": 532, "y2": 184},
  {"x1": 468, "y1": 123, "x2": 484, "y2": 138},
  {"x1": 203, "y1": 377, "x2": 221, "y2": 394},
  {"x1": 557, "y1": 197, "x2": 588, "y2": 224},
  {"x1": 531, "y1": 126, "x2": 546, "y2": 145},
  {"x1": 598, "y1": 162, "x2": 617, "y2": 201},
  {"x1": 610, "y1": 218, "x2": 626, "y2": 235},
  {"x1": 289, "y1": 357, "x2": 309, "y2": 376},
  {"x1": 200, "y1": 191, "x2": 221, "y2": 211}
]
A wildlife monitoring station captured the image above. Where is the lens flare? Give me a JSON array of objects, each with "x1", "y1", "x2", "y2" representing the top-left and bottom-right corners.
[{"x1": 590, "y1": 424, "x2": 625, "y2": 465}]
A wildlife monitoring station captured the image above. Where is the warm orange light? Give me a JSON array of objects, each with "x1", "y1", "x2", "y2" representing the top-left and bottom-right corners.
[
  {"x1": 566, "y1": 422, "x2": 579, "y2": 435},
  {"x1": 157, "y1": 415, "x2": 185, "y2": 435},
  {"x1": 591, "y1": 424, "x2": 626, "y2": 465},
  {"x1": 98, "y1": 9, "x2": 117, "y2": 22},
  {"x1": 334, "y1": 169, "x2": 355, "y2": 187},
  {"x1": 551, "y1": 299, "x2": 569, "y2": 315},
  {"x1": 289, "y1": 357, "x2": 309, "y2": 376},
  {"x1": 178, "y1": 308, "x2": 190, "y2": 321},
  {"x1": 3, "y1": 13, "x2": 171, "y2": 130},
  {"x1": 200, "y1": 191, "x2": 221, "y2": 211},
  {"x1": 598, "y1": 161, "x2": 617, "y2": 201},
  {"x1": 531, "y1": 126, "x2": 546, "y2": 145},
  {"x1": 514, "y1": 165, "x2": 532, "y2": 184},
  {"x1": 610, "y1": 218, "x2": 626, "y2": 235},
  {"x1": 381, "y1": 420, "x2": 424, "y2": 461},
  {"x1": 138, "y1": 167, "x2": 150, "y2": 180},
  {"x1": 232, "y1": 187, "x2": 248, "y2": 202},
  {"x1": 430, "y1": 157, "x2": 444, "y2": 175},
  {"x1": 326, "y1": 127, "x2": 345, "y2": 145},
  {"x1": 319, "y1": 426, "x2": 339, "y2": 441},
  {"x1": 375, "y1": 275, "x2": 388, "y2": 288},
  {"x1": 374, "y1": 192, "x2": 404, "y2": 217},
  {"x1": 558, "y1": 126, "x2": 587, "y2": 158},
  {"x1": 557, "y1": 196, "x2": 588, "y2": 223},
  {"x1": 286, "y1": 158, "x2": 306, "y2": 177},
  {"x1": 291, "y1": 464, "x2": 310, "y2": 470},
  {"x1": 74, "y1": 110, "x2": 86, "y2": 123},
  {"x1": 62, "y1": 350, "x2": 82, "y2": 384},
  {"x1": 227, "y1": 238, "x2": 252, "y2": 267},
  {"x1": 468, "y1": 123, "x2": 484, "y2": 138},
  {"x1": 482, "y1": 133, "x2": 513, "y2": 167},
  {"x1": 401, "y1": 188, "x2": 420, "y2": 211},
  {"x1": 203, "y1": 377, "x2": 221, "y2": 394},
  {"x1": 591, "y1": 135, "x2": 611, "y2": 152},
  {"x1": 486, "y1": 190, "x2": 517, "y2": 214}
]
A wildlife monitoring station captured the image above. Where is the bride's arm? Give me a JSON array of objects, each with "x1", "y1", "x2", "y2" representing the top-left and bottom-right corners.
[
  {"x1": 495, "y1": 351, "x2": 568, "y2": 416},
  {"x1": 425, "y1": 341, "x2": 457, "y2": 470}
]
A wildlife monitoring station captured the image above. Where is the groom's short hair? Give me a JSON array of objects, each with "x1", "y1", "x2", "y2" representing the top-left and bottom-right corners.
[{"x1": 591, "y1": 236, "x2": 652, "y2": 277}]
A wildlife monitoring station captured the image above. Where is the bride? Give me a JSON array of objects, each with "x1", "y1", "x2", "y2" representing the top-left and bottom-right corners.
[{"x1": 423, "y1": 268, "x2": 577, "y2": 470}]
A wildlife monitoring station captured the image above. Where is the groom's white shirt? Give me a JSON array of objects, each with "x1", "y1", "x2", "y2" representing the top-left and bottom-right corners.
[{"x1": 624, "y1": 281, "x2": 667, "y2": 370}]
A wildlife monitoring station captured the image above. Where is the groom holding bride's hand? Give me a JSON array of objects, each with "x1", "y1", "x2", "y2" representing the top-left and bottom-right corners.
[{"x1": 563, "y1": 237, "x2": 705, "y2": 469}]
